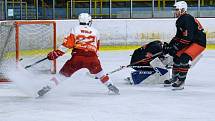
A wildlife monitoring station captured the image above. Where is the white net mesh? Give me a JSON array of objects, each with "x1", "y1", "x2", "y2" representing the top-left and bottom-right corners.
[
  {"x1": 0, "y1": 21, "x2": 56, "y2": 80},
  {"x1": 0, "y1": 22, "x2": 14, "y2": 79}
]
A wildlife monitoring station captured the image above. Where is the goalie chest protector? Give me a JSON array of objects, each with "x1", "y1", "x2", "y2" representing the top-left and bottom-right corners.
[{"x1": 130, "y1": 40, "x2": 163, "y2": 70}]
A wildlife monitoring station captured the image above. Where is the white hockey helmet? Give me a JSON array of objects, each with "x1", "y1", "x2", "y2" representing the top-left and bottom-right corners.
[
  {"x1": 173, "y1": 1, "x2": 187, "y2": 12},
  {"x1": 78, "y1": 13, "x2": 92, "y2": 25}
]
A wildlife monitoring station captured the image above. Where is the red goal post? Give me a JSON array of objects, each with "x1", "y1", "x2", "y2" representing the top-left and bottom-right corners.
[
  {"x1": 15, "y1": 21, "x2": 57, "y2": 73},
  {"x1": 0, "y1": 20, "x2": 57, "y2": 82}
]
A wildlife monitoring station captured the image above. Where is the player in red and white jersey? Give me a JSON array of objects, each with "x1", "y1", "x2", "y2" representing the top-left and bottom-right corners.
[
  {"x1": 37, "y1": 13, "x2": 119, "y2": 97},
  {"x1": 62, "y1": 20, "x2": 100, "y2": 53}
]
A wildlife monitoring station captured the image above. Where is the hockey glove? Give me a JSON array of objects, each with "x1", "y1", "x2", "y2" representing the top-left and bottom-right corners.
[
  {"x1": 167, "y1": 37, "x2": 187, "y2": 56},
  {"x1": 162, "y1": 42, "x2": 170, "y2": 55},
  {"x1": 47, "y1": 50, "x2": 65, "y2": 60},
  {"x1": 167, "y1": 45, "x2": 178, "y2": 57},
  {"x1": 169, "y1": 37, "x2": 191, "y2": 51},
  {"x1": 162, "y1": 42, "x2": 177, "y2": 56}
]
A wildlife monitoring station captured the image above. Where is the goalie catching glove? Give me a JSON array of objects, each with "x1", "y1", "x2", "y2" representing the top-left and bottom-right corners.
[{"x1": 47, "y1": 50, "x2": 65, "y2": 60}]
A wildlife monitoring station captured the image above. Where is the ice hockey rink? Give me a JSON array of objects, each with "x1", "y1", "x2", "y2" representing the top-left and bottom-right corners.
[{"x1": 0, "y1": 50, "x2": 215, "y2": 121}]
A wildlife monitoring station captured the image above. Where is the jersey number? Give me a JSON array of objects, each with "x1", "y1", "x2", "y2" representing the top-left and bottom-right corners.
[{"x1": 76, "y1": 35, "x2": 96, "y2": 44}]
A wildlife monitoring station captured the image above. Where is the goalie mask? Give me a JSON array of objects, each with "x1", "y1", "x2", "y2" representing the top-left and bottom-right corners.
[
  {"x1": 173, "y1": 1, "x2": 187, "y2": 17},
  {"x1": 78, "y1": 13, "x2": 92, "y2": 26}
]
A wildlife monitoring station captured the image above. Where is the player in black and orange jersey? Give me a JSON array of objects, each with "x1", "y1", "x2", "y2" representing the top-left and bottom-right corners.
[{"x1": 163, "y1": 1, "x2": 206, "y2": 90}]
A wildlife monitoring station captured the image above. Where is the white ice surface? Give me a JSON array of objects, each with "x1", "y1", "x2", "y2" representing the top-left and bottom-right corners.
[{"x1": 0, "y1": 50, "x2": 215, "y2": 121}]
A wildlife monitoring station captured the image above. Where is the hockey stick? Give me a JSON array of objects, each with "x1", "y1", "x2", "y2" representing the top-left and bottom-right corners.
[
  {"x1": 24, "y1": 57, "x2": 48, "y2": 69},
  {"x1": 107, "y1": 52, "x2": 162, "y2": 75},
  {"x1": 87, "y1": 52, "x2": 162, "y2": 79},
  {"x1": 86, "y1": 65, "x2": 152, "y2": 79}
]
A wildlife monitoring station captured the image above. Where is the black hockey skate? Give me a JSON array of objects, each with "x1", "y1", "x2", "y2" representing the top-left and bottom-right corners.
[
  {"x1": 37, "y1": 86, "x2": 51, "y2": 97},
  {"x1": 172, "y1": 80, "x2": 185, "y2": 91},
  {"x1": 164, "y1": 78, "x2": 176, "y2": 87},
  {"x1": 107, "y1": 83, "x2": 120, "y2": 95}
]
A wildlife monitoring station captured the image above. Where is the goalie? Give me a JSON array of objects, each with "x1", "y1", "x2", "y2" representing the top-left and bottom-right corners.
[
  {"x1": 37, "y1": 13, "x2": 119, "y2": 97},
  {"x1": 125, "y1": 40, "x2": 172, "y2": 85}
]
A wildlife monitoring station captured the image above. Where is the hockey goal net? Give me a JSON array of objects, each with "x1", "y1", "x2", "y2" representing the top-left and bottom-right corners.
[{"x1": 0, "y1": 21, "x2": 56, "y2": 82}]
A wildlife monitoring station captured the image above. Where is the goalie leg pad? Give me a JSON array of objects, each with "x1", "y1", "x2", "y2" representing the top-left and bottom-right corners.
[
  {"x1": 150, "y1": 57, "x2": 168, "y2": 76},
  {"x1": 131, "y1": 70, "x2": 156, "y2": 85}
]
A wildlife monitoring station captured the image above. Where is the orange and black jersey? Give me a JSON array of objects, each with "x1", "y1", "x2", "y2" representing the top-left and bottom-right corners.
[{"x1": 175, "y1": 14, "x2": 206, "y2": 48}]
